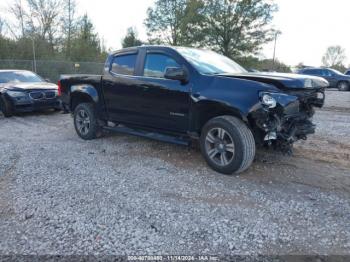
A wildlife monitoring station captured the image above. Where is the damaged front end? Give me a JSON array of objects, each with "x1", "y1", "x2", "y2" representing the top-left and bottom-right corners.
[{"x1": 250, "y1": 88, "x2": 325, "y2": 154}]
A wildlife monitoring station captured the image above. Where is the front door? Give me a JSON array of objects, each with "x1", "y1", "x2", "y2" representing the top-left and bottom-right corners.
[
  {"x1": 321, "y1": 69, "x2": 337, "y2": 88},
  {"x1": 134, "y1": 51, "x2": 191, "y2": 132}
]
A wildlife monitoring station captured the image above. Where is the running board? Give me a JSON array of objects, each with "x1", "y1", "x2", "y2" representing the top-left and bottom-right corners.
[{"x1": 103, "y1": 125, "x2": 191, "y2": 146}]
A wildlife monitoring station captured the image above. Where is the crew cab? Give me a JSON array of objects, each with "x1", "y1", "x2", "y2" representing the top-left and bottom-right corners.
[
  {"x1": 0, "y1": 70, "x2": 61, "y2": 117},
  {"x1": 59, "y1": 46, "x2": 327, "y2": 174}
]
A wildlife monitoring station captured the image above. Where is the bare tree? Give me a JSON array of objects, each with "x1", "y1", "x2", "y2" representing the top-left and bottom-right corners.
[
  {"x1": 26, "y1": 0, "x2": 64, "y2": 47},
  {"x1": 0, "y1": 18, "x2": 4, "y2": 37},
  {"x1": 8, "y1": 0, "x2": 28, "y2": 38},
  {"x1": 322, "y1": 46, "x2": 347, "y2": 68},
  {"x1": 61, "y1": 0, "x2": 77, "y2": 58}
]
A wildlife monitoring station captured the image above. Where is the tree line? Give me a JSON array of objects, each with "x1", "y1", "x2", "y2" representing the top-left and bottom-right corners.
[
  {"x1": 0, "y1": 0, "x2": 107, "y2": 62},
  {"x1": 0, "y1": 0, "x2": 348, "y2": 72},
  {"x1": 122, "y1": 0, "x2": 291, "y2": 71},
  {"x1": 122, "y1": 0, "x2": 348, "y2": 72}
]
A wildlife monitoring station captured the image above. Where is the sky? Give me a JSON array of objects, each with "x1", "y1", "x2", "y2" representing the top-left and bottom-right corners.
[{"x1": 1, "y1": 0, "x2": 349, "y2": 67}]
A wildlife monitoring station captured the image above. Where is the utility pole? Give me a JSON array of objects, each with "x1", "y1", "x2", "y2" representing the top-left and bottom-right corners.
[
  {"x1": 272, "y1": 30, "x2": 282, "y2": 70},
  {"x1": 31, "y1": 37, "x2": 37, "y2": 73}
]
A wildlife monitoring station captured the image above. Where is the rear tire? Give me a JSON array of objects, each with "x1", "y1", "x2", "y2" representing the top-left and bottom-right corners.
[
  {"x1": 0, "y1": 95, "x2": 13, "y2": 118},
  {"x1": 74, "y1": 103, "x2": 99, "y2": 140},
  {"x1": 200, "y1": 116, "x2": 256, "y2": 175},
  {"x1": 337, "y1": 81, "x2": 349, "y2": 91}
]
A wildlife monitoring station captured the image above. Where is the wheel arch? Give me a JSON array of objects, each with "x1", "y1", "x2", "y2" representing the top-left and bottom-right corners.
[
  {"x1": 192, "y1": 100, "x2": 248, "y2": 134},
  {"x1": 70, "y1": 85, "x2": 98, "y2": 111},
  {"x1": 337, "y1": 80, "x2": 350, "y2": 91}
]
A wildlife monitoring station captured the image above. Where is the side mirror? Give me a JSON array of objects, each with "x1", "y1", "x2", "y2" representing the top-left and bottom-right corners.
[
  {"x1": 164, "y1": 67, "x2": 188, "y2": 84},
  {"x1": 45, "y1": 78, "x2": 51, "y2": 83}
]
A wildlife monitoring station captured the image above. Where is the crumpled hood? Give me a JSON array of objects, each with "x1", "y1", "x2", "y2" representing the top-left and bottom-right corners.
[
  {"x1": 218, "y1": 72, "x2": 329, "y2": 90},
  {"x1": 1, "y1": 82, "x2": 58, "y2": 91}
]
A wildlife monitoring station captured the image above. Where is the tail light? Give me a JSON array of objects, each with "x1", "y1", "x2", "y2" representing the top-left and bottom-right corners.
[{"x1": 57, "y1": 80, "x2": 62, "y2": 96}]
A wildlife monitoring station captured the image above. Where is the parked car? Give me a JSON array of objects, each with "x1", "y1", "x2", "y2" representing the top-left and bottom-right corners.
[
  {"x1": 0, "y1": 70, "x2": 61, "y2": 117},
  {"x1": 345, "y1": 69, "x2": 350, "y2": 76},
  {"x1": 297, "y1": 67, "x2": 350, "y2": 91},
  {"x1": 59, "y1": 46, "x2": 327, "y2": 174}
]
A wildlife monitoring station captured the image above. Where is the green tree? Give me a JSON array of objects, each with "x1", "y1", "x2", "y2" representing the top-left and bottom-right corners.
[
  {"x1": 145, "y1": 0, "x2": 205, "y2": 46},
  {"x1": 322, "y1": 46, "x2": 347, "y2": 71},
  {"x1": 2, "y1": 0, "x2": 107, "y2": 62},
  {"x1": 121, "y1": 27, "x2": 143, "y2": 48},
  {"x1": 202, "y1": 0, "x2": 278, "y2": 59},
  {"x1": 70, "y1": 14, "x2": 104, "y2": 62}
]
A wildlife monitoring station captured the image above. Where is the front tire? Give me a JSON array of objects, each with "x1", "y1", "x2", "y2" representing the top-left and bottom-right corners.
[
  {"x1": 200, "y1": 116, "x2": 256, "y2": 175},
  {"x1": 74, "y1": 103, "x2": 99, "y2": 140},
  {"x1": 0, "y1": 95, "x2": 13, "y2": 118},
  {"x1": 337, "y1": 81, "x2": 349, "y2": 91}
]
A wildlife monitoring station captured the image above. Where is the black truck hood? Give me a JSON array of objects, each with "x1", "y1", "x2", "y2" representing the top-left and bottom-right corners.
[
  {"x1": 0, "y1": 82, "x2": 58, "y2": 91},
  {"x1": 218, "y1": 72, "x2": 329, "y2": 90}
]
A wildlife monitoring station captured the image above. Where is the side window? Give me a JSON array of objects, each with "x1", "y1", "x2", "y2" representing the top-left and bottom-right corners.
[
  {"x1": 111, "y1": 54, "x2": 137, "y2": 76},
  {"x1": 303, "y1": 69, "x2": 316, "y2": 75},
  {"x1": 302, "y1": 69, "x2": 312, "y2": 75},
  {"x1": 322, "y1": 70, "x2": 332, "y2": 77},
  {"x1": 313, "y1": 69, "x2": 322, "y2": 76},
  {"x1": 143, "y1": 53, "x2": 180, "y2": 78}
]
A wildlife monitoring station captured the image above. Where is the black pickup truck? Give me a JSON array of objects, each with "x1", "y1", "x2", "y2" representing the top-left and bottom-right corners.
[{"x1": 59, "y1": 46, "x2": 327, "y2": 174}]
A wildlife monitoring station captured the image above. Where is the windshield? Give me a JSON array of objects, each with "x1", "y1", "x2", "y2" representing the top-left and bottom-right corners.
[
  {"x1": 0, "y1": 71, "x2": 44, "y2": 84},
  {"x1": 176, "y1": 47, "x2": 247, "y2": 75}
]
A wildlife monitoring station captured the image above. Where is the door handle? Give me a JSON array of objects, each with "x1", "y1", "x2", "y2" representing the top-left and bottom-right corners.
[{"x1": 140, "y1": 84, "x2": 150, "y2": 90}]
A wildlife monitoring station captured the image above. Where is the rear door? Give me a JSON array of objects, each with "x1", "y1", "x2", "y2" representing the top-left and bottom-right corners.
[
  {"x1": 321, "y1": 69, "x2": 337, "y2": 87},
  {"x1": 102, "y1": 51, "x2": 146, "y2": 123}
]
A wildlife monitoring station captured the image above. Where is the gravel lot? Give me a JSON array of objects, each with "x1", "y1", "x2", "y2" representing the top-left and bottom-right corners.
[{"x1": 0, "y1": 90, "x2": 349, "y2": 256}]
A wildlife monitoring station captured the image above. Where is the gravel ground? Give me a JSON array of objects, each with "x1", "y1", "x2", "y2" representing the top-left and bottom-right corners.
[{"x1": 0, "y1": 90, "x2": 349, "y2": 256}]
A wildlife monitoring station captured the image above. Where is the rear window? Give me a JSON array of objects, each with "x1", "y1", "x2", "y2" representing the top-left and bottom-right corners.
[{"x1": 111, "y1": 54, "x2": 137, "y2": 76}]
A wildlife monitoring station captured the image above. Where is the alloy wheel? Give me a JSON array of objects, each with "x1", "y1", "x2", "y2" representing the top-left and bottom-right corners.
[
  {"x1": 75, "y1": 109, "x2": 91, "y2": 136},
  {"x1": 339, "y1": 82, "x2": 348, "y2": 91},
  {"x1": 205, "y1": 127, "x2": 235, "y2": 166}
]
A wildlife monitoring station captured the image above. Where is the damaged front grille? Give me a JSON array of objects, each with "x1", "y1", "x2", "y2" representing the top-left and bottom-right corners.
[{"x1": 29, "y1": 90, "x2": 57, "y2": 100}]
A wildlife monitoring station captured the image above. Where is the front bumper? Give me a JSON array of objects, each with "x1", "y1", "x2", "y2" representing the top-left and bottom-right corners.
[
  {"x1": 7, "y1": 94, "x2": 61, "y2": 112},
  {"x1": 251, "y1": 89, "x2": 324, "y2": 153}
]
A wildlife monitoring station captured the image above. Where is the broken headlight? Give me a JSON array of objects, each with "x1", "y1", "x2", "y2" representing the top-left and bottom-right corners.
[
  {"x1": 260, "y1": 93, "x2": 277, "y2": 108},
  {"x1": 304, "y1": 79, "x2": 313, "y2": 88}
]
